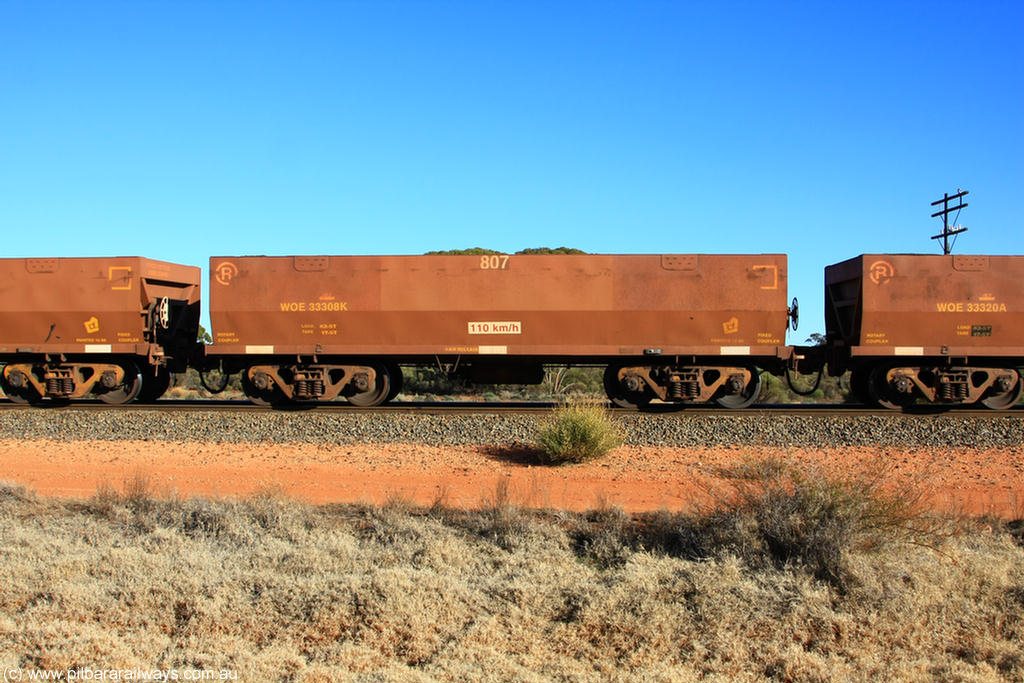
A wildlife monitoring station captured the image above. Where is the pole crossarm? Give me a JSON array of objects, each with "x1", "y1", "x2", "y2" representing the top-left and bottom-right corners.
[{"x1": 930, "y1": 189, "x2": 969, "y2": 255}]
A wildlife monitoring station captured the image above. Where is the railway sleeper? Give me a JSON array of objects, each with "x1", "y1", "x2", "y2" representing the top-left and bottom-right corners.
[
  {"x1": 1, "y1": 361, "x2": 141, "y2": 403},
  {"x1": 870, "y1": 365, "x2": 1022, "y2": 410},
  {"x1": 607, "y1": 364, "x2": 761, "y2": 408},
  {"x1": 243, "y1": 363, "x2": 386, "y2": 404}
]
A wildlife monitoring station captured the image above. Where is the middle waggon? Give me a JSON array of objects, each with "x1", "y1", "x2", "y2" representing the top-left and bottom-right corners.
[{"x1": 206, "y1": 253, "x2": 795, "y2": 407}]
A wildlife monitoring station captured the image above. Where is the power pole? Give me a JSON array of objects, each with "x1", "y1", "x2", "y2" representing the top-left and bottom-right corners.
[{"x1": 930, "y1": 189, "x2": 969, "y2": 255}]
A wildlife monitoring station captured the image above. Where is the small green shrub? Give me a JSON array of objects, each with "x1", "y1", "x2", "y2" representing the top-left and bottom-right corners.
[{"x1": 534, "y1": 402, "x2": 622, "y2": 465}]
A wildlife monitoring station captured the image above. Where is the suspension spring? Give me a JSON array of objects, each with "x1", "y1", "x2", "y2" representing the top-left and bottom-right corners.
[
  {"x1": 669, "y1": 380, "x2": 684, "y2": 399},
  {"x1": 939, "y1": 373, "x2": 969, "y2": 401},
  {"x1": 294, "y1": 379, "x2": 325, "y2": 399},
  {"x1": 46, "y1": 377, "x2": 75, "y2": 396},
  {"x1": 668, "y1": 377, "x2": 700, "y2": 400}
]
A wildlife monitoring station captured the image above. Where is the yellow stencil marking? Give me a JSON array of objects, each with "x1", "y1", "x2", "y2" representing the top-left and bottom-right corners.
[
  {"x1": 215, "y1": 261, "x2": 239, "y2": 286},
  {"x1": 752, "y1": 264, "x2": 778, "y2": 290},
  {"x1": 868, "y1": 260, "x2": 895, "y2": 285},
  {"x1": 109, "y1": 266, "x2": 132, "y2": 290}
]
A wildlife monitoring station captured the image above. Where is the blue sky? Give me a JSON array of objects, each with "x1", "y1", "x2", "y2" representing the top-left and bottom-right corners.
[{"x1": 2, "y1": 1, "x2": 1021, "y2": 338}]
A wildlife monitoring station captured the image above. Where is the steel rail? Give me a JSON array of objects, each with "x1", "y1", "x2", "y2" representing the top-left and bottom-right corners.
[{"x1": 0, "y1": 398, "x2": 1021, "y2": 418}]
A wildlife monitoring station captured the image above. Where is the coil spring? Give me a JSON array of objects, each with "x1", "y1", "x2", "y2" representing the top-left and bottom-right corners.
[
  {"x1": 669, "y1": 380, "x2": 683, "y2": 399},
  {"x1": 46, "y1": 377, "x2": 74, "y2": 396},
  {"x1": 939, "y1": 376, "x2": 968, "y2": 400},
  {"x1": 668, "y1": 380, "x2": 700, "y2": 400},
  {"x1": 294, "y1": 380, "x2": 325, "y2": 399}
]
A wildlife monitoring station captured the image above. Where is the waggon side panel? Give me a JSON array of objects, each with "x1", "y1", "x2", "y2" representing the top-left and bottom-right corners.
[{"x1": 207, "y1": 254, "x2": 791, "y2": 359}]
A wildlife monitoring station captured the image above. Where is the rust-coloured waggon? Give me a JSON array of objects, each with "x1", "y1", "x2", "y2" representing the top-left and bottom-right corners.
[
  {"x1": 0, "y1": 257, "x2": 201, "y2": 403},
  {"x1": 207, "y1": 253, "x2": 794, "y2": 406},
  {"x1": 822, "y1": 254, "x2": 1024, "y2": 409}
]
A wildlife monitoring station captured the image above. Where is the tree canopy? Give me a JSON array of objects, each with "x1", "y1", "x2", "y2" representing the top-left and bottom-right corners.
[{"x1": 425, "y1": 246, "x2": 586, "y2": 255}]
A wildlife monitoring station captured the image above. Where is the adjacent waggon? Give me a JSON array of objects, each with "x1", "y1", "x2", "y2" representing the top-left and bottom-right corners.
[
  {"x1": 0, "y1": 257, "x2": 200, "y2": 404},
  {"x1": 0, "y1": 251, "x2": 1021, "y2": 410},
  {"x1": 815, "y1": 254, "x2": 1024, "y2": 410}
]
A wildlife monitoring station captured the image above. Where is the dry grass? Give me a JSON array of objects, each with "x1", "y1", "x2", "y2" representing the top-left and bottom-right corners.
[
  {"x1": 0, "y1": 463, "x2": 1022, "y2": 682},
  {"x1": 687, "y1": 455, "x2": 954, "y2": 591}
]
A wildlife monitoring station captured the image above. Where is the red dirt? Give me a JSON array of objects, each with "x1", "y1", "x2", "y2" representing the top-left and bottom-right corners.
[{"x1": 1, "y1": 440, "x2": 1022, "y2": 517}]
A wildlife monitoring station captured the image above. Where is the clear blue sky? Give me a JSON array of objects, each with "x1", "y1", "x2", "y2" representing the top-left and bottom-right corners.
[{"x1": 2, "y1": 1, "x2": 1021, "y2": 339}]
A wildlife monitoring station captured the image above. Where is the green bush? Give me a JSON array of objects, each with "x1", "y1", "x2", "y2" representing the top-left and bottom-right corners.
[{"x1": 534, "y1": 402, "x2": 622, "y2": 465}]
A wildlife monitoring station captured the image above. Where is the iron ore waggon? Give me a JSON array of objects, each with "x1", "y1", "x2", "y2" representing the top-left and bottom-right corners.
[
  {"x1": 815, "y1": 253, "x2": 1024, "y2": 409},
  {"x1": 0, "y1": 257, "x2": 201, "y2": 403},
  {"x1": 206, "y1": 253, "x2": 794, "y2": 407},
  {"x1": 1, "y1": 250, "x2": 1020, "y2": 410}
]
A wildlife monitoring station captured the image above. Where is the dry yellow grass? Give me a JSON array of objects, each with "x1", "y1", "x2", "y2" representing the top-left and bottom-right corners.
[{"x1": 0, "y1": 475, "x2": 1021, "y2": 682}]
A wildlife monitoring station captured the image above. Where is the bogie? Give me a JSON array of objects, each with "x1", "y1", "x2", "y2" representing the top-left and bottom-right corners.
[
  {"x1": 603, "y1": 364, "x2": 764, "y2": 408},
  {"x1": 862, "y1": 363, "x2": 1022, "y2": 411},
  {"x1": 239, "y1": 363, "x2": 392, "y2": 407},
  {"x1": 1, "y1": 360, "x2": 146, "y2": 404}
]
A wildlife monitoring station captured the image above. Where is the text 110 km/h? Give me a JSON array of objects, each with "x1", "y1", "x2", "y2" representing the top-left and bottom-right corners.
[{"x1": 468, "y1": 321, "x2": 522, "y2": 335}]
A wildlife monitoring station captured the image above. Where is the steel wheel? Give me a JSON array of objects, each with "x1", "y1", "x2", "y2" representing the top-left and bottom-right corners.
[
  {"x1": 713, "y1": 369, "x2": 762, "y2": 409},
  {"x1": 868, "y1": 365, "x2": 916, "y2": 411},
  {"x1": 980, "y1": 371, "x2": 1023, "y2": 410},
  {"x1": 0, "y1": 367, "x2": 42, "y2": 404},
  {"x1": 603, "y1": 365, "x2": 651, "y2": 409},
  {"x1": 849, "y1": 367, "x2": 876, "y2": 406},
  {"x1": 242, "y1": 370, "x2": 282, "y2": 406},
  {"x1": 385, "y1": 363, "x2": 404, "y2": 403},
  {"x1": 347, "y1": 364, "x2": 391, "y2": 407},
  {"x1": 98, "y1": 361, "x2": 143, "y2": 404},
  {"x1": 138, "y1": 367, "x2": 171, "y2": 403}
]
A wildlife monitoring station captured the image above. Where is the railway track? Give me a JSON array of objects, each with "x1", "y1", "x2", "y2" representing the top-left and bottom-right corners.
[{"x1": 0, "y1": 398, "x2": 1021, "y2": 418}]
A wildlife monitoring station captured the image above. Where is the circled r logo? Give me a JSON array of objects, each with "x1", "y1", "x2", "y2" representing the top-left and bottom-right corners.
[
  {"x1": 215, "y1": 261, "x2": 239, "y2": 286},
  {"x1": 868, "y1": 260, "x2": 895, "y2": 285}
]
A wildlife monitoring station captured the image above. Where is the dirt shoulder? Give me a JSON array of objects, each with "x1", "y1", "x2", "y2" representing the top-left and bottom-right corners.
[{"x1": 1, "y1": 439, "x2": 1021, "y2": 516}]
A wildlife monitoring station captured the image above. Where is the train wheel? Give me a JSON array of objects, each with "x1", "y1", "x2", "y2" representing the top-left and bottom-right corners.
[
  {"x1": 385, "y1": 363, "x2": 404, "y2": 403},
  {"x1": 980, "y1": 371, "x2": 1023, "y2": 410},
  {"x1": 868, "y1": 365, "x2": 916, "y2": 411},
  {"x1": 713, "y1": 368, "x2": 762, "y2": 409},
  {"x1": 848, "y1": 368, "x2": 876, "y2": 406},
  {"x1": 0, "y1": 368, "x2": 42, "y2": 404},
  {"x1": 98, "y1": 362, "x2": 143, "y2": 404},
  {"x1": 347, "y1": 364, "x2": 391, "y2": 407},
  {"x1": 137, "y1": 367, "x2": 171, "y2": 403},
  {"x1": 603, "y1": 365, "x2": 651, "y2": 409},
  {"x1": 241, "y1": 370, "x2": 283, "y2": 406}
]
